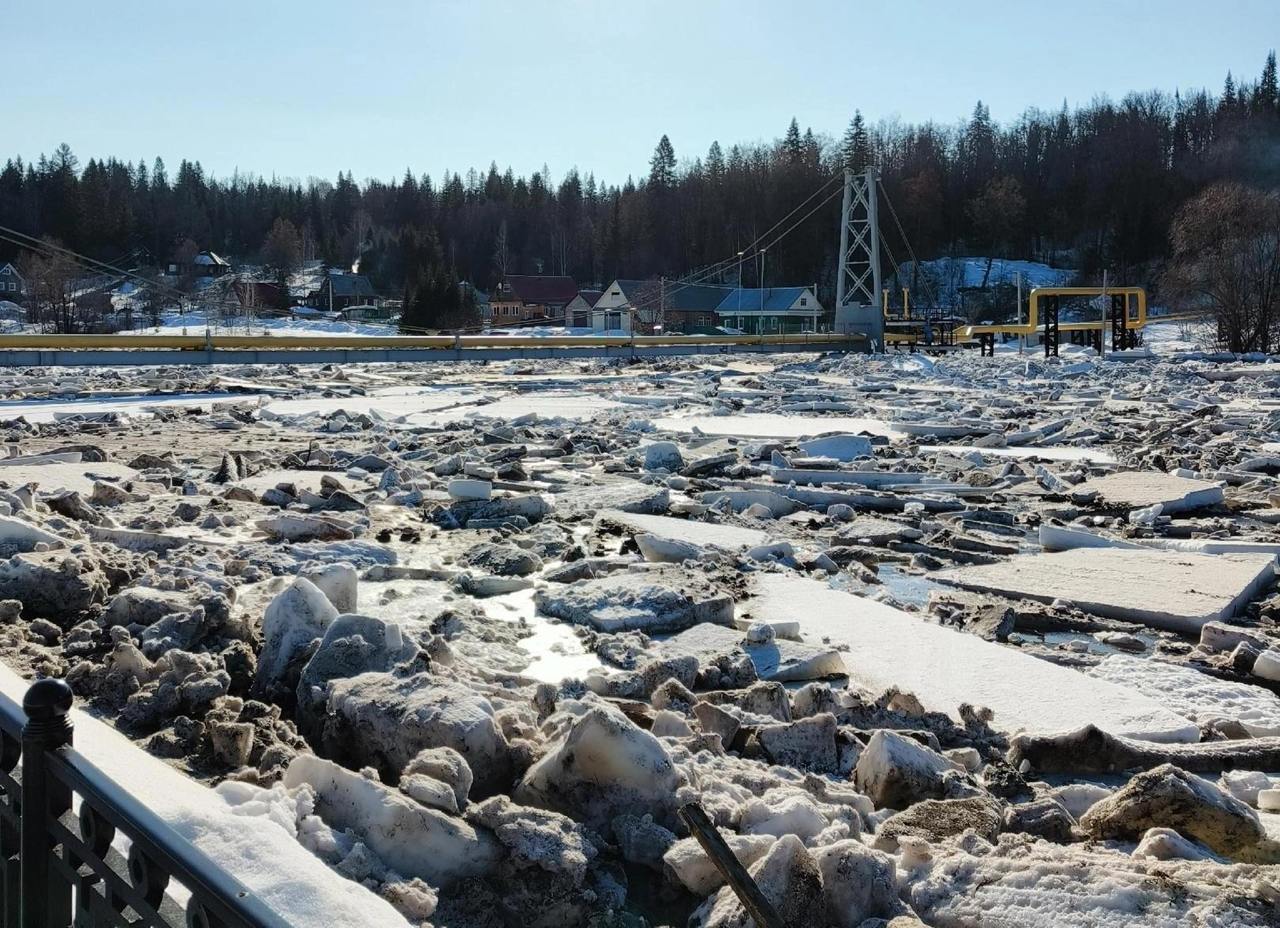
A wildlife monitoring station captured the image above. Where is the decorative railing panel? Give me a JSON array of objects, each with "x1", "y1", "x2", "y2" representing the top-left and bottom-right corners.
[{"x1": 0, "y1": 678, "x2": 287, "y2": 928}]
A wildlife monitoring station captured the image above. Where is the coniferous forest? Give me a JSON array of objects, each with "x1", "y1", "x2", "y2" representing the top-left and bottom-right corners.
[{"x1": 2, "y1": 54, "x2": 1279, "y2": 311}]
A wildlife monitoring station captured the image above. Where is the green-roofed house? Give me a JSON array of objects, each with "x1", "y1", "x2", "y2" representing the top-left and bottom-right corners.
[{"x1": 716, "y1": 286, "x2": 824, "y2": 334}]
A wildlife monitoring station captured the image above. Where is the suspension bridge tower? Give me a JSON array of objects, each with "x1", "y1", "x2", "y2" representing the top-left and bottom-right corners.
[{"x1": 834, "y1": 167, "x2": 884, "y2": 350}]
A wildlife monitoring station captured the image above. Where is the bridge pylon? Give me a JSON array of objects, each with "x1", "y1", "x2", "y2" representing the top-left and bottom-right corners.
[{"x1": 833, "y1": 167, "x2": 884, "y2": 350}]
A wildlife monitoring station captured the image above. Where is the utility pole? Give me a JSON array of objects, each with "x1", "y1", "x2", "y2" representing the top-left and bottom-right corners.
[
  {"x1": 1100, "y1": 269, "x2": 1108, "y2": 359},
  {"x1": 759, "y1": 248, "x2": 767, "y2": 336},
  {"x1": 1016, "y1": 271, "x2": 1024, "y2": 354},
  {"x1": 736, "y1": 252, "x2": 744, "y2": 330}
]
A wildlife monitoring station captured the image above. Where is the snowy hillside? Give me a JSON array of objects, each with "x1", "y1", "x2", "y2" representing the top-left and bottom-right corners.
[{"x1": 898, "y1": 256, "x2": 1076, "y2": 302}]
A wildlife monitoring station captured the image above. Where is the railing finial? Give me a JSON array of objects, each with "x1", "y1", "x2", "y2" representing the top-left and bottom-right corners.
[{"x1": 22, "y1": 677, "x2": 73, "y2": 744}]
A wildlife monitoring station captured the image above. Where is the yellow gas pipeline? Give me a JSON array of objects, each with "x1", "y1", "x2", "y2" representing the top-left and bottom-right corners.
[
  {"x1": 959, "y1": 286, "x2": 1147, "y2": 339},
  {"x1": 0, "y1": 332, "x2": 864, "y2": 352}
]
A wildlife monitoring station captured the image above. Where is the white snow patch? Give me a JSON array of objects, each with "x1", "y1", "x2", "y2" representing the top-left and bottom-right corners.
[{"x1": 1088, "y1": 654, "x2": 1280, "y2": 737}]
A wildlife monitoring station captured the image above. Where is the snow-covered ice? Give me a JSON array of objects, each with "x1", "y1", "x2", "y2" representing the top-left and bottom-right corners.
[{"x1": 744, "y1": 574, "x2": 1200, "y2": 742}]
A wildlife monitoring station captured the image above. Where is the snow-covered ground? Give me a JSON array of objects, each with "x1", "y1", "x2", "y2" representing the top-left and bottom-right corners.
[
  {"x1": 1142, "y1": 318, "x2": 1216, "y2": 353},
  {"x1": 114, "y1": 310, "x2": 403, "y2": 339}
]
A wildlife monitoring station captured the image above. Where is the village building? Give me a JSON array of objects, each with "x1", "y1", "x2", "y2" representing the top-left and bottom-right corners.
[
  {"x1": 563, "y1": 289, "x2": 602, "y2": 327},
  {"x1": 306, "y1": 271, "x2": 381, "y2": 312},
  {"x1": 167, "y1": 250, "x2": 230, "y2": 278},
  {"x1": 592, "y1": 279, "x2": 740, "y2": 334},
  {"x1": 0, "y1": 263, "x2": 24, "y2": 300},
  {"x1": 716, "y1": 286, "x2": 824, "y2": 334},
  {"x1": 489, "y1": 275, "x2": 579, "y2": 324}
]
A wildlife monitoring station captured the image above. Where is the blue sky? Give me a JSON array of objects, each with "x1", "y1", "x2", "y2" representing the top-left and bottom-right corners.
[{"x1": 8, "y1": 0, "x2": 1278, "y2": 187}]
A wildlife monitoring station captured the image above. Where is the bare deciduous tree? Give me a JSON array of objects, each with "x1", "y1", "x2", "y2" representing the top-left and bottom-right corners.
[
  {"x1": 966, "y1": 176, "x2": 1027, "y2": 286},
  {"x1": 20, "y1": 244, "x2": 78, "y2": 333},
  {"x1": 1162, "y1": 183, "x2": 1280, "y2": 352},
  {"x1": 262, "y1": 218, "x2": 303, "y2": 311},
  {"x1": 171, "y1": 238, "x2": 200, "y2": 292},
  {"x1": 493, "y1": 220, "x2": 510, "y2": 282},
  {"x1": 74, "y1": 291, "x2": 114, "y2": 332},
  {"x1": 261, "y1": 218, "x2": 303, "y2": 279}
]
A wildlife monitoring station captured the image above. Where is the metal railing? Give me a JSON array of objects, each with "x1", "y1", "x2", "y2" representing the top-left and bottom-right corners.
[{"x1": 0, "y1": 678, "x2": 287, "y2": 928}]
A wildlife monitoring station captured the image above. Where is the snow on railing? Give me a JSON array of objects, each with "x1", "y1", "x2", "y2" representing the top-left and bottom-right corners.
[{"x1": 0, "y1": 678, "x2": 287, "y2": 928}]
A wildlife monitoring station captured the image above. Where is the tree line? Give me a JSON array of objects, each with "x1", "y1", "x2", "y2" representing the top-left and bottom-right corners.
[{"x1": 2, "y1": 53, "x2": 1278, "y2": 323}]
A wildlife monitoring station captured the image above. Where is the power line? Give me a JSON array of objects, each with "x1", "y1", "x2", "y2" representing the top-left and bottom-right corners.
[
  {"x1": 626, "y1": 173, "x2": 845, "y2": 317},
  {"x1": 643, "y1": 171, "x2": 844, "y2": 300},
  {"x1": 877, "y1": 179, "x2": 939, "y2": 311}
]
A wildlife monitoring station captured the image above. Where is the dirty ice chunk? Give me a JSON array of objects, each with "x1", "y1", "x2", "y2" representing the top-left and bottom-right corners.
[
  {"x1": 934, "y1": 548, "x2": 1275, "y2": 632},
  {"x1": 283, "y1": 754, "x2": 499, "y2": 886},
  {"x1": 534, "y1": 569, "x2": 733, "y2": 633},
  {"x1": 796, "y1": 433, "x2": 873, "y2": 461},
  {"x1": 661, "y1": 623, "x2": 845, "y2": 682},
  {"x1": 596, "y1": 510, "x2": 769, "y2": 550},
  {"x1": 1073, "y1": 471, "x2": 1225, "y2": 514}
]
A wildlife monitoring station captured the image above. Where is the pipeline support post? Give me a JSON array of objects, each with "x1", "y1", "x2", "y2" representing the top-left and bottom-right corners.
[
  {"x1": 1111, "y1": 294, "x2": 1128, "y2": 350},
  {"x1": 1043, "y1": 295, "x2": 1060, "y2": 358}
]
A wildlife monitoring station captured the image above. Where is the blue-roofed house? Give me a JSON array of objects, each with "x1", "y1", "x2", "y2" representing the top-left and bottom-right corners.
[{"x1": 716, "y1": 286, "x2": 824, "y2": 334}]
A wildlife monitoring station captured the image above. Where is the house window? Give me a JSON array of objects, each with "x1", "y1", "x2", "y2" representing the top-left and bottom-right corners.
[
  {"x1": 7, "y1": 283, "x2": 14, "y2": 292},
  {"x1": 800, "y1": 297, "x2": 807, "y2": 306}
]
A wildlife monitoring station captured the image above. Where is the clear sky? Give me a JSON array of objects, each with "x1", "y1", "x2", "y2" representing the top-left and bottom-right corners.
[{"x1": 8, "y1": 0, "x2": 1278, "y2": 188}]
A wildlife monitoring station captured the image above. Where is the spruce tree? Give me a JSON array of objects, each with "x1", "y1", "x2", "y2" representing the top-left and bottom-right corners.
[
  {"x1": 648, "y1": 135, "x2": 676, "y2": 188},
  {"x1": 1220, "y1": 71, "x2": 1238, "y2": 119},
  {"x1": 1257, "y1": 51, "x2": 1278, "y2": 114},
  {"x1": 841, "y1": 111, "x2": 872, "y2": 172},
  {"x1": 706, "y1": 141, "x2": 725, "y2": 180},
  {"x1": 783, "y1": 118, "x2": 803, "y2": 164}
]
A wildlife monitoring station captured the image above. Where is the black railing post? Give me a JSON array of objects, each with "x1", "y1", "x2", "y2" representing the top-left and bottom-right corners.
[
  {"x1": 20, "y1": 679, "x2": 73, "y2": 928},
  {"x1": 1, "y1": 730, "x2": 21, "y2": 928}
]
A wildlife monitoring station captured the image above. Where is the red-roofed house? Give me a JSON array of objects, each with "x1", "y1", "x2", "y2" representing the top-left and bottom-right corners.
[{"x1": 490, "y1": 275, "x2": 579, "y2": 324}]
